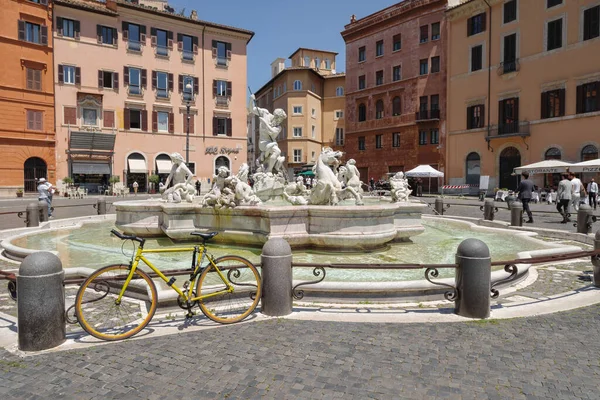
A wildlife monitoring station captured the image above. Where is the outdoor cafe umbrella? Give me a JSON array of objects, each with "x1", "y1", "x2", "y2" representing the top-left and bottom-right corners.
[
  {"x1": 404, "y1": 165, "x2": 444, "y2": 194},
  {"x1": 568, "y1": 159, "x2": 600, "y2": 173},
  {"x1": 513, "y1": 160, "x2": 572, "y2": 174},
  {"x1": 298, "y1": 170, "x2": 315, "y2": 177}
]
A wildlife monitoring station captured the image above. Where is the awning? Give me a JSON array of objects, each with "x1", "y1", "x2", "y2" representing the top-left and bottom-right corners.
[
  {"x1": 513, "y1": 160, "x2": 572, "y2": 174},
  {"x1": 568, "y1": 159, "x2": 600, "y2": 173},
  {"x1": 128, "y1": 158, "x2": 147, "y2": 173},
  {"x1": 69, "y1": 131, "x2": 116, "y2": 151},
  {"x1": 405, "y1": 165, "x2": 444, "y2": 178},
  {"x1": 298, "y1": 170, "x2": 315, "y2": 177},
  {"x1": 156, "y1": 159, "x2": 173, "y2": 174},
  {"x1": 72, "y1": 162, "x2": 111, "y2": 175}
]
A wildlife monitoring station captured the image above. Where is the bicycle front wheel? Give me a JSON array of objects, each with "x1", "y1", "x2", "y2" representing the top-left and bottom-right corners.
[
  {"x1": 197, "y1": 255, "x2": 261, "y2": 324},
  {"x1": 75, "y1": 264, "x2": 158, "y2": 341}
]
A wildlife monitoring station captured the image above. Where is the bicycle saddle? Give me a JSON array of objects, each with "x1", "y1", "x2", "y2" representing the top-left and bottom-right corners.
[{"x1": 191, "y1": 231, "x2": 219, "y2": 241}]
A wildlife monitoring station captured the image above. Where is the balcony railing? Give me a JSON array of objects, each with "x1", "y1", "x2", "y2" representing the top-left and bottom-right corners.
[
  {"x1": 415, "y1": 108, "x2": 440, "y2": 121},
  {"x1": 128, "y1": 40, "x2": 142, "y2": 52},
  {"x1": 156, "y1": 45, "x2": 168, "y2": 56},
  {"x1": 499, "y1": 59, "x2": 519, "y2": 75},
  {"x1": 215, "y1": 96, "x2": 229, "y2": 107},
  {"x1": 216, "y1": 57, "x2": 228, "y2": 67},
  {"x1": 182, "y1": 50, "x2": 194, "y2": 61},
  {"x1": 488, "y1": 121, "x2": 530, "y2": 138}
]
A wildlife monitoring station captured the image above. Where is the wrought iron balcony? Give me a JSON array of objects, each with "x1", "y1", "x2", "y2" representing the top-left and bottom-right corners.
[
  {"x1": 215, "y1": 96, "x2": 229, "y2": 108},
  {"x1": 415, "y1": 108, "x2": 440, "y2": 121},
  {"x1": 499, "y1": 59, "x2": 519, "y2": 75},
  {"x1": 487, "y1": 121, "x2": 530, "y2": 139}
]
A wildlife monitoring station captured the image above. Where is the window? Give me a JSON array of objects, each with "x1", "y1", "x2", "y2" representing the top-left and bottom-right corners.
[
  {"x1": 419, "y1": 131, "x2": 427, "y2": 145},
  {"x1": 376, "y1": 70, "x2": 383, "y2": 86},
  {"x1": 541, "y1": 89, "x2": 565, "y2": 119},
  {"x1": 182, "y1": 34, "x2": 194, "y2": 60},
  {"x1": 504, "y1": 0, "x2": 517, "y2": 24},
  {"x1": 293, "y1": 127, "x2": 302, "y2": 137},
  {"x1": 430, "y1": 129, "x2": 439, "y2": 144},
  {"x1": 335, "y1": 128, "x2": 344, "y2": 146},
  {"x1": 127, "y1": 23, "x2": 142, "y2": 51},
  {"x1": 304, "y1": 56, "x2": 310, "y2": 67},
  {"x1": 325, "y1": 59, "x2": 331, "y2": 69},
  {"x1": 64, "y1": 106, "x2": 76, "y2": 125},
  {"x1": 419, "y1": 59, "x2": 428, "y2": 75},
  {"x1": 420, "y1": 25, "x2": 428, "y2": 43},
  {"x1": 214, "y1": 117, "x2": 230, "y2": 136},
  {"x1": 103, "y1": 110, "x2": 114, "y2": 128},
  {"x1": 283, "y1": 82, "x2": 287, "y2": 92},
  {"x1": 432, "y1": 22, "x2": 440, "y2": 40},
  {"x1": 577, "y1": 82, "x2": 599, "y2": 114},
  {"x1": 293, "y1": 149, "x2": 302, "y2": 163},
  {"x1": 157, "y1": 111, "x2": 169, "y2": 132},
  {"x1": 502, "y1": 33, "x2": 517, "y2": 73},
  {"x1": 431, "y1": 95, "x2": 440, "y2": 114},
  {"x1": 129, "y1": 109, "x2": 142, "y2": 129},
  {"x1": 466, "y1": 152, "x2": 481, "y2": 185},
  {"x1": 498, "y1": 97, "x2": 519, "y2": 134},
  {"x1": 374, "y1": 100, "x2": 384, "y2": 119},
  {"x1": 358, "y1": 46, "x2": 366, "y2": 62},
  {"x1": 392, "y1": 97, "x2": 401, "y2": 116},
  {"x1": 358, "y1": 136, "x2": 366, "y2": 151},
  {"x1": 419, "y1": 96, "x2": 428, "y2": 112},
  {"x1": 27, "y1": 110, "x2": 43, "y2": 130},
  {"x1": 63, "y1": 65, "x2": 75, "y2": 85},
  {"x1": 467, "y1": 104, "x2": 485, "y2": 129},
  {"x1": 215, "y1": 80, "x2": 228, "y2": 97},
  {"x1": 293, "y1": 106, "x2": 302, "y2": 115},
  {"x1": 183, "y1": 76, "x2": 194, "y2": 101},
  {"x1": 358, "y1": 75, "x2": 366, "y2": 90},
  {"x1": 23, "y1": 21, "x2": 41, "y2": 44},
  {"x1": 431, "y1": 56, "x2": 440, "y2": 73},
  {"x1": 584, "y1": 6, "x2": 600, "y2": 41},
  {"x1": 155, "y1": 71, "x2": 168, "y2": 98},
  {"x1": 335, "y1": 110, "x2": 344, "y2": 119},
  {"x1": 82, "y1": 108, "x2": 97, "y2": 126},
  {"x1": 393, "y1": 34, "x2": 402, "y2": 51},
  {"x1": 336, "y1": 86, "x2": 344, "y2": 96},
  {"x1": 214, "y1": 40, "x2": 230, "y2": 66},
  {"x1": 293, "y1": 80, "x2": 302, "y2": 91},
  {"x1": 393, "y1": 65, "x2": 401, "y2": 82},
  {"x1": 547, "y1": 0, "x2": 562, "y2": 9},
  {"x1": 62, "y1": 18, "x2": 76, "y2": 38},
  {"x1": 547, "y1": 18, "x2": 563, "y2": 51},
  {"x1": 315, "y1": 58, "x2": 320, "y2": 69},
  {"x1": 100, "y1": 26, "x2": 115, "y2": 45},
  {"x1": 311, "y1": 108, "x2": 316, "y2": 118},
  {"x1": 582, "y1": 145, "x2": 599, "y2": 161},
  {"x1": 311, "y1": 125, "x2": 316, "y2": 138},
  {"x1": 26, "y1": 68, "x2": 41, "y2": 91},
  {"x1": 156, "y1": 29, "x2": 168, "y2": 56},
  {"x1": 376, "y1": 40, "x2": 384, "y2": 57},
  {"x1": 129, "y1": 68, "x2": 141, "y2": 95},
  {"x1": 471, "y1": 45, "x2": 483, "y2": 71},
  {"x1": 375, "y1": 134, "x2": 382, "y2": 149},
  {"x1": 392, "y1": 133, "x2": 400, "y2": 148},
  {"x1": 467, "y1": 13, "x2": 486, "y2": 36},
  {"x1": 358, "y1": 103, "x2": 366, "y2": 122}
]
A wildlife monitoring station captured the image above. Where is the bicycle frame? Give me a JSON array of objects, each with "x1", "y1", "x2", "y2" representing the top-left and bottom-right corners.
[{"x1": 116, "y1": 244, "x2": 233, "y2": 305}]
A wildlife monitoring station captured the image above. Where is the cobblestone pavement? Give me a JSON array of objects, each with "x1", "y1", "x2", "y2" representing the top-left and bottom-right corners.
[{"x1": 0, "y1": 305, "x2": 599, "y2": 399}]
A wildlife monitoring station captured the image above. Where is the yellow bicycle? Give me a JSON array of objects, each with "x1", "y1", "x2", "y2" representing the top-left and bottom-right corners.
[{"x1": 74, "y1": 229, "x2": 262, "y2": 341}]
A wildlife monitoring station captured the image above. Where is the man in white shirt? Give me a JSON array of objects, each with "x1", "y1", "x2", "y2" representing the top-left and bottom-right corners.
[
  {"x1": 568, "y1": 172, "x2": 585, "y2": 212},
  {"x1": 588, "y1": 178, "x2": 598, "y2": 210}
]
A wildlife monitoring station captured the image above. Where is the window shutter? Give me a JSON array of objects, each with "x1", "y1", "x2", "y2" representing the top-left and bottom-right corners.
[
  {"x1": 540, "y1": 92, "x2": 548, "y2": 119},
  {"x1": 141, "y1": 69, "x2": 147, "y2": 88},
  {"x1": 213, "y1": 80, "x2": 217, "y2": 96},
  {"x1": 74, "y1": 20, "x2": 80, "y2": 39},
  {"x1": 150, "y1": 27, "x2": 156, "y2": 36},
  {"x1": 151, "y1": 28, "x2": 157, "y2": 46},
  {"x1": 498, "y1": 100, "x2": 504, "y2": 125},
  {"x1": 122, "y1": 22, "x2": 128, "y2": 41},
  {"x1": 480, "y1": 105, "x2": 485, "y2": 128},
  {"x1": 40, "y1": 0, "x2": 48, "y2": 5},
  {"x1": 213, "y1": 117, "x2": 218, "y2": 136},
  {"x1": 178, "y1": 75, "x2": 183, "y2": 92},
  {"x1": 75, "y1": 67, "x2": 81, "y2": 85},
  {"x1": 36, "y1": 111, "x2": 43, "y2": 131},
  {"x1": 467, "y1": 18, "x2": 472, "y2": 36},
  {"x1": 168, "y1": 112, "x2": 174, "y2": 133},
  {"x1": 212, "y1": 40, "x2": 217, "y2": 57},
  {"x1": 18, "y1": 20, "x2": 25, "y2": 41},
  {"x1": 113, "y1": 28, "x2": 118, "y2": 44},
  {"x1": 189, "y1": 114, "x2": 194, "y2": 134},
  {"x1": 113, "y1": 72, "x2": 119, "y2": 90},
  {"x1": 168, "y1": 73, "x2": 173, "y2": 92},
  {"x1": 98, "y1": 70, "x2": 103, "y2": 88},
  {"x1": 226, "y1": 118, "x2": 232, "y2": 136},
  {"x1": 177, "y1": 33, "x2": 183, "y2": 50},
  {"x1": 124, "y1": 108, "x2": 130, "y2": 130},
  {"x1": 140, "y1": 25, "x2": 146, "y2": 43},
  {"x1": 96, "y1": 24, "x2": 102, "y2": 43},
  {"x1": 193, "y1": 77, "x2": 199, "y2": 94},
  {"x1": 576, "y1": 85, "x2": 583, "y2": 114},
  {"x1": 141, "y1": 110, "x2": 148, "y2": 131},
  {"x1": 481, "y1": 13, "x2": 487, "y2": 32},
  {"x1": 58, "y1": 65, "x2": 64, "y2": 83},
  {"x1": 559, "y1": 88, "x2": 565, "y2": 116},
  {"x1": 226, "y1": 42, "x2": 232, "y2": 59},
  {"x1": 124, "y1": 66, "x2": 129, "y2": 85},
  {"x1": 193, "y1": 36, "x2": 198, "y2": 54},
  {"x1": 41, "y1": 26, "x2": 48, "y2": 45},
  {"x1": 226, "y1": 81, "x2": 232, "y2": 97},
  {"x1": 466, "y1": 106, "x2": 472, "y2": 129},
  {"x1": 57, "y1": 17, "x2": 63, "y2": 36},
  {"x1": 152, "y1": 111, "x2": 157, "y2": 132},
  {"x1": 514, "y1": 98, "x2": 520, "y2": 123},
  {"x1": 26, "y1": 68, "x2": 33, "y2": 89},
  {"x1": 167, "y1": 31, "x2": 173, "y2": 49},
  {"x1": 151, "y1": 71, "x2": 157, "y2": 90}
]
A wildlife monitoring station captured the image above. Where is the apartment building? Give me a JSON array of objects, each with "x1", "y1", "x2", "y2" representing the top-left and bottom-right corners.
[
  {"x1": 341, "y1": 0, "x2": 447, "y2": 186},
  {"x1": 0, "y1": 0, "x2": 55, "y2": 195},
  {"x1": 252, "y1": 48, "x2": 345, "y2": 177},
  {"x1": 446, "y1": 0, "x2": 600, "y2": 191},
  {"x1": 53, "y1": 0, "x2": 253, "y2": 192}
]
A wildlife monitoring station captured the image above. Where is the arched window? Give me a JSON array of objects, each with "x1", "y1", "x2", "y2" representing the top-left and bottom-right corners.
[
  {"x1": 325, "y1": 59, "x2": 331, "y2": 69},
  {"x1": 358, "y1": 103, "x2": 366, "y2": 122},
  {"x1": 544, "y1": 147, "x2": 561, "y2": 188},
  {"x1": 582, "y1": 145, "x2": 598, "y2": 161},
  {"x1": 127, "y1": 152, "x2": 148, "y2": 193},
  {"x1": 293, "y1": 80, "x2": 302, "y2": 91},
  {"x1": 375, "y1": 100, "x2": 384, "y2": 119},
  {"x1": 336, "y1": 86, "x2": 344, "y2": 96},
  {"x1": 392, "y1": 96, "x2": 402, "y2": 116},
  {"x1": 545, "y1": 147, "x2": 561, "y2": 160},
  {"x1": 315, "y1": 57, "x2": 320, "y2": 69},
  {"x1": 215, "y1": 156, "x2": 230, "y2": 175},
  {"x1": 465, "y1": 152, "x2": 480, "y2": 185},
  {"x1": 304, "y1": 56, "x2": 310, "y2": 67}
]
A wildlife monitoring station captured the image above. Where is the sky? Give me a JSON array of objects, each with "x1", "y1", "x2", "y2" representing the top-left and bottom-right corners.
[{"x1": 170, "y1": 0, "x2": 398, "y2": 94}]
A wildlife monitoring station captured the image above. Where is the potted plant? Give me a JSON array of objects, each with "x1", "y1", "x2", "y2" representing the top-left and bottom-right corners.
[
  {"x1": 16, "y1": 188, "x2": 23, "y2": 198},
  {"x1": 148, "y1": 175, "x2": 160, "y2": 194}
]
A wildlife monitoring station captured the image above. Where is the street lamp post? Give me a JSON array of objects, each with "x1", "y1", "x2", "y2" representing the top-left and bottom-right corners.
[{"x1": 185, "y1": 82, "x2": 193, "y2": 165}]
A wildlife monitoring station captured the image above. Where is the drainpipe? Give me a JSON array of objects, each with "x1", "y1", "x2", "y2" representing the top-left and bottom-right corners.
[
  {"x1": 202, "y1": 25, "x2": 206, "y2": 143},
  {"x1": 483, "y1": 0, "x2": 492, "y2": 152}
]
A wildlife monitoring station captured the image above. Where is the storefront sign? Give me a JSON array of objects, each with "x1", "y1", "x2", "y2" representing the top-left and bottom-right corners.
[{"x1": 205, "y1": 146, "x2": 240, "y2": 155}]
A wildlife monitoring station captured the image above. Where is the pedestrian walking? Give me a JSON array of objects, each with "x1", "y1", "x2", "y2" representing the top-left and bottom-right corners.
[
  {"x1": 195, "y1": 180, "x2": 201, "y2": 196},
  {"x1": 416, "y1": 178, "x2": 423, "y2": 197},
  {"x1": 516, "y1": 172, "x2": 534, "y2": 223},
  {"x1": 587, "y1": 178, "x2": 598, "y2": 210},
  {"x1": 568, "y1": 172, "x2": 584, "y2": 212},
  {"x1": 37, "y1": 178, "x2": 53, "y2": 218},
  {"x1": 557, "y1": 173, "x2": 572, "y2": 223},
  {"x1": 133, "y1": 181, "x2": 139, "y2": 195}
]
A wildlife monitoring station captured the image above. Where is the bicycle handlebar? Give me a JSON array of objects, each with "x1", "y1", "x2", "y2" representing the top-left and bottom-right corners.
[{"x1": 110, "y1": 229, "x2": 145, "y2": 246}]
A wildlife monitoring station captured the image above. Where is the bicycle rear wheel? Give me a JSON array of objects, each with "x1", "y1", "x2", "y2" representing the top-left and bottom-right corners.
[
  {"x1": 75, "y1": 264, "x2": 157, "y2": 341},
  {"x1": 197, "y1": 255, "x2": 261, "y2": 324}
]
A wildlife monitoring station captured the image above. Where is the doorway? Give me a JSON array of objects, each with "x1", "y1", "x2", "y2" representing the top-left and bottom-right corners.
[
  {"x1": 24, "y1": 157, "x2": 47, "y2": 192},
  {"x1": 499, "y1": 147, "x2": 521, "y2": 190}
]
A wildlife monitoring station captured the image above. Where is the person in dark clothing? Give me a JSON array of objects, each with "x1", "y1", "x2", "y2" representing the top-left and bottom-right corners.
[
  {"x1": 516, "y1": 172, "x2": 534, "y2": 223},
  {"x1": 195, "y1": 180, "x2": 201, "y2": 196}
]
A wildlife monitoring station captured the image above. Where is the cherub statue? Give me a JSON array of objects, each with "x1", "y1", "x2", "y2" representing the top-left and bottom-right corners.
[
  {"x1": 160, "y1": 152, "x2": 195, "y2": 203},
  {"x1": 389, "y1": 171, "x2": 412, "y2": 202}
]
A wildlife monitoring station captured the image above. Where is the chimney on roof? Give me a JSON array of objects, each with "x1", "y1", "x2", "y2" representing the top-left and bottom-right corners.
[
  {"x1": 190, "y1": 10, "x2": 198, "y2": 20},
  {"x1": 350, "y1": 14, "x2": 356, "y2": 23}
]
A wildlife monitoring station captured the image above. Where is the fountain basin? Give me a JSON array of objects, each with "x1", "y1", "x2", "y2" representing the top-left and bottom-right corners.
[{"x1": 115, "y1": 200, "x2": 426, "y2": 250}]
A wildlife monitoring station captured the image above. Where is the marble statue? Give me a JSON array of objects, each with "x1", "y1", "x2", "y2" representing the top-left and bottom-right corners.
[
  {"x1": 389, "y1": 171, "x2": 412, "y2": 202},
  {"x1": 345, "y1": 159, "x2": 363, "y2": 194},
  {"x1": 248, "y1": 94, "x2": 287, "y2": 176},
  {"x1": 283, "y1": 176, "x2": 310, "y2": 205},
  {"x1": 159, "y1": 152, "x2": 195, "y2": 203},
  {"x1": 201, "y1": 166, "x2": 230, "y2": 207},
  {"x1": 230, "y1": 163, "x2": 261, "y2": 206},
  {"x1": 202, "y1": 164, "x2": 261, "y2": 208},
  {"x1": 309, "y1": 147, "x2": 363, "y2": 206}
]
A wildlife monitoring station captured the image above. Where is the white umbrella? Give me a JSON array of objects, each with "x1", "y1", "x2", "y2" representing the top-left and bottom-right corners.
[
  {"x1": 513, "y1": 160, "x2": 572, "y2": 174},
  {"x1": 405, "y1": 165, "x2": 444, "y2": 194},
  {"x1": 568, "y1": 159, "x2": 600, "y2": 173}
]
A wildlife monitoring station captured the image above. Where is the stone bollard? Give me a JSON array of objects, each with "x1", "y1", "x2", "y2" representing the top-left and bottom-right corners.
[
  {"x1": 592, "y1": 231, "x2": 600, "y2": 287},
  {"x1": 38, "y1": 200, "x2": 49, "y2": 222},
  {"x1": 505, "y1": 194, "x2": 516, "y2": 210},
  {"x1": 510, "y1": 200, "x2": 523, "y2": 227},
  {"x1": 97, "y1": 197, "x2": 107, "y2": 215},
  {"x1": 17, "y1": 252, "x2": 65, "y2": 351},
  {"x1": 434, "y1": 198, "x2": 444, "y2": 215},
  {"x1": 482, "y1": 198, "x2": 496, "y2": 221},
  {"x1": 261, "y1": 238, "x2": 293, "y2": 316},
  {"x1": 25, "y1": 202, "x2": 39, "y2": 227},
  {"x1": 455, "y1": 238, "x2": 491, "y2": 319},
  {"x1": 576, "y1": 204, "x2": 595, "y2": 234}
]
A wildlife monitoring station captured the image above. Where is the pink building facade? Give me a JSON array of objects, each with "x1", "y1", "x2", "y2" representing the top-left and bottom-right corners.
[{"x1": 53, "y1": 0, "x2": 253, "y2": 192}]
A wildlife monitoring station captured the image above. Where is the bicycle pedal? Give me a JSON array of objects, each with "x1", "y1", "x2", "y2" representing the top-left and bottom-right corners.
[{"x1": 185, "y1": 311, "x2": 196, "y2": 319}]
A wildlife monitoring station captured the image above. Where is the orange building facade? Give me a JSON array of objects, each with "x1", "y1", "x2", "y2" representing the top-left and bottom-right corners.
[{"x1": 0, "y1": 0, "x2": 55, "y2": 195}]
